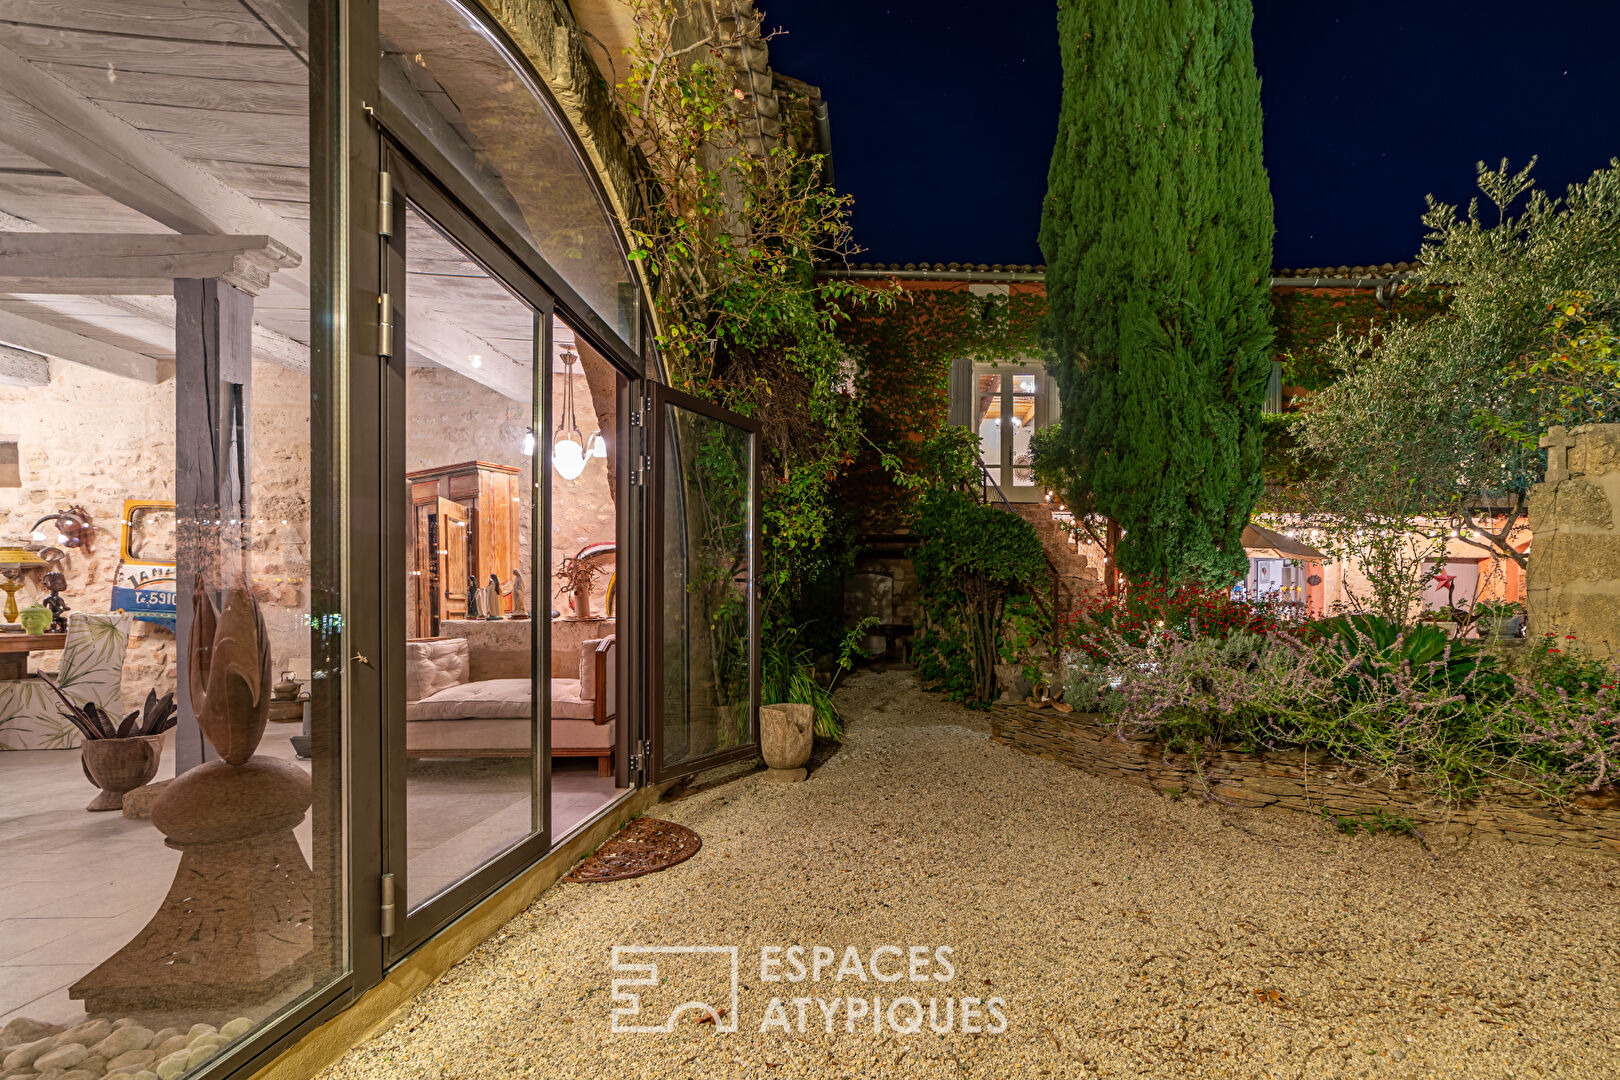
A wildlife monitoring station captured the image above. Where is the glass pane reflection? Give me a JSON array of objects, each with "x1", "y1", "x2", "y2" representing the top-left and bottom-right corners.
[{"x1": 660, "y1": 406, "x2": 753, "y2": 769}]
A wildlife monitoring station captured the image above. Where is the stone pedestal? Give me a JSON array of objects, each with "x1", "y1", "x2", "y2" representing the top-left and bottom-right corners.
[
  {"x1": 1527, "y1": 424, "x2": 1620, "y2": 657},
  {"x1": 71, "y1": 757, "x2": 315, "y2": 1014}
]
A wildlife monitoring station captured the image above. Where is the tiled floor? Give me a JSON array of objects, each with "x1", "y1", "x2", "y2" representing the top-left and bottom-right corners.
[{"x1": 0, "y1": 736, "x2": 624, "y2": 1028}]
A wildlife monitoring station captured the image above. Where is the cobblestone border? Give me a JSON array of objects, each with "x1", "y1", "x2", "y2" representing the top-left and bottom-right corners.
[{"x1": 990, "y1": 709, "x2": 1620, "y2": 854}]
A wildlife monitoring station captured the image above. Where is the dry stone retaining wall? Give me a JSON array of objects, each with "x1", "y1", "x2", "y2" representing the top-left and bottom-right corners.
[{"x1": 991, "y1": 708, "x2": 1620, "y2": 854}]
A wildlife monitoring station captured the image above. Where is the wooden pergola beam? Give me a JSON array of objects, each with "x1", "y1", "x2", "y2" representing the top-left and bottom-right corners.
[
  {"x1": 0, "y1": 343, "x2": 49, "y2": 386},
  {"x1": 0, "y1": 232, "x2": 300, "y2": 296},
  {"x1": 0, "y1": 306, "x2": 165, "y2": 383},
  {"x1": 0, "y1": 41, "x2": 311, "y2": 294}
]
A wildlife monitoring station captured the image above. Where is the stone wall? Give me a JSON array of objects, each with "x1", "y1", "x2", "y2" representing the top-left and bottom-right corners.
[
  {"x1": 991, "y1": 709, "x2": 1620, "y2": 854},
  {"x1": 1527, "y1": 423, "x2": 1620, "y2": 657},
  {"x1": 0, "y1": 360, "x2": 311, "y2": 712},
  {"x1": 404, "y1": 364, "x2": 616, "y2": 621}
]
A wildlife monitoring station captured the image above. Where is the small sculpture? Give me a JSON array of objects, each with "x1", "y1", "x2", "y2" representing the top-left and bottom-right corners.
[
  {"x1": 483, "y1": 573, "x2": 502, "y2": 619},
  {"x1": 40, "y1": 570, "x2": 69, "y2": 633},
  {"x1": 466, "y1": 573, "x2": 482, "y2": 619},
  {"x1": 508, "y1": 568, "x2": 527, "y2": 617},
  {"x1": 554, "y1": 556, "x2": 607, "y2": 621}
]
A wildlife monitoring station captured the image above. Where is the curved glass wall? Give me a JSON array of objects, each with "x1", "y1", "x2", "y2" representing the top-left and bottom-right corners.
[{"x1": 380, "y1": 0, "x2": 639, "y2": 349}]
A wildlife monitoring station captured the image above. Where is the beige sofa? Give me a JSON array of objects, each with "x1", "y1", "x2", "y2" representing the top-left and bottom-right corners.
[{"x1": 404, "y1": 620, "x2": 616, "y2": 776}]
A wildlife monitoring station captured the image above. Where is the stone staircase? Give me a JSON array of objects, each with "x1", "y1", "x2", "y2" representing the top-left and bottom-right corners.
[{"x1": 1003, "y1": 502, "x2": 1105, "y2": 612}]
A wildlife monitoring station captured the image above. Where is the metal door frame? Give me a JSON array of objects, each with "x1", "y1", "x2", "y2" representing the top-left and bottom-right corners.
[{"x1": 645, "y1": 383, "x2": 761, "y2": 783}]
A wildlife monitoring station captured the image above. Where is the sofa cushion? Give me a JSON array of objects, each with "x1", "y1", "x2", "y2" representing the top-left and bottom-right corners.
[
  {"x1": 550, "y1": 678, "x2": 596, "y2": 720},
  {"x1": 408, "y1": 677, "x2": 528, "y2": 721},
  {"x1": 405, "y1": 638, "x2": 469, "y2": 703}
]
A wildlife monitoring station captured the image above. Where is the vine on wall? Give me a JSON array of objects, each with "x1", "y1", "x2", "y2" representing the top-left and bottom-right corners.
[
  {"x1": 1272, "y1": 286, "x2": 1451, "y2": 391},
  {"x1": 839, "y1": 284, "x2": 1048, "y2": 526}
]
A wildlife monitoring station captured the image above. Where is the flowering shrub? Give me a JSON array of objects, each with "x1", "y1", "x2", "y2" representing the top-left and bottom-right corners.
[
  {"x1": 1063, "y1": 604, "x2": 1620, "y2": 803},
  {"x1": 1060, "y1": 578, "x2": 1294, "y2": 664}
]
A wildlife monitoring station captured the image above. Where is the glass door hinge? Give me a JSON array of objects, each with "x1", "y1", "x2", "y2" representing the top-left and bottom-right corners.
[
  {"x1": 379, "y1": 170, "x2": 393, "y2": 237},
  {"x1": 379, "y1": 872, "x2": 396, "y2": 937},
  {"x1": 378, "y1": 293, "x2": 393, "y2": 358}
]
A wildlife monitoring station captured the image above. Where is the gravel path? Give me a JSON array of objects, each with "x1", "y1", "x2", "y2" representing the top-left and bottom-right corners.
[{"x1": 321, "y1": 668, "x2": 1620, "y2": 1080}]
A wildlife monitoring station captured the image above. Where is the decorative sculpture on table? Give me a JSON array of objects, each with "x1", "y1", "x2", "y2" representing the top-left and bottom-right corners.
[
  {"x1": 555, "y1": 555, "x2": 607, "y2": 621},
  {"x1": 71, "y1": 576, "x2": 315, "y2": 1013},
  {"x1": 509, "y1": 567, "x2": 527, "y2": 618},
  {"x1": 466, "y1": 572, "x2": 483, "y2": 619},
  {"x1": 40, "y1": 569, "x2": 69, "y2": 633},
  {"x1": 482, "y1": 572, "x2": 503, "y2": 620}
]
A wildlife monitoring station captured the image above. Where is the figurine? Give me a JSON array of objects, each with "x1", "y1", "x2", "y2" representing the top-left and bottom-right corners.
[
  {"x1": 508, "y1": 568, "x2": 526, "y2": 617},
  {"x1": 465, "y1": 573, "x2": 482, "y2": 619},
  {"x1": 482, "y1": 573, "x2": 502, "y2": 619},
  {"x1": 41, "y1": 570, "x2": 69, "y2": 633}
]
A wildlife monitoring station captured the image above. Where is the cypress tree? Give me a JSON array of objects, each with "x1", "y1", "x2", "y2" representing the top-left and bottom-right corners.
[{"x1": 1038, "y1": 0, "x2": 1274, "y2": 582}]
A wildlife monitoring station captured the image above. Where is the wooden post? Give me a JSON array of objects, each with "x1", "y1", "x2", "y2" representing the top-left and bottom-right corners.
[{"x1": 173, "y1": 278, "x2": 254, "y2": 774}]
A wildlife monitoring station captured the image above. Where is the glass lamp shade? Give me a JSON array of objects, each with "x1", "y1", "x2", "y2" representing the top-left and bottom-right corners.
[
  {"x1": 586, "y1": 431, "x2": 606, "y2": 459},
  {"x1": 553, "y1": 434, "x2": 587, "y2": 480}
]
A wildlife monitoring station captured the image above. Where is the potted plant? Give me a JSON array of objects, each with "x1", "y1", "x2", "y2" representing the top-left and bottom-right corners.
[
  {"x1": 1472, "y1": 599, "x2": 1526, "y2": 640},
  {"x1": 40, "y1": 677, "x2": 178, "y2": 811}
]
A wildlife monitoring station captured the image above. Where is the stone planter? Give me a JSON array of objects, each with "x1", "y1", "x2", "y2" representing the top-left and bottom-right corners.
[
  {"x1": 80, "y1": 732, "x2": 166, "y2": 812},
  {"x1": 760, "y1": 703, "x2": 814, "y2": 782}
]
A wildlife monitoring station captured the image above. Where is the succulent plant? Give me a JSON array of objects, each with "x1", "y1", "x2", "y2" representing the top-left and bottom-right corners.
[{"x1": 40, "y1": 676, "x2": 177, "y2": 741}]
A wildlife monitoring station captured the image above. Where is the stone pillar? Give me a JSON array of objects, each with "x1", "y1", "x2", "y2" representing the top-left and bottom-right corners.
[{"x1": 1526, "y1": 424, "x2": 1620, "y2": 657}]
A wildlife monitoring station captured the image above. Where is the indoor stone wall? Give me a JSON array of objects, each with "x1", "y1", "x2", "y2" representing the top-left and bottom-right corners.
[
  {"x1": 1527, "y1": 423, "x2": 1620, "y2": 657},
  {"x1": 0, "y1": 360, "x2": 312, "y2": 713},
  {"x1": 404, "y1": 366, "x2": 615, "y2": 621},
  {"x1": 991, "y1": 710, "x2": 1620, "y2": 854}
]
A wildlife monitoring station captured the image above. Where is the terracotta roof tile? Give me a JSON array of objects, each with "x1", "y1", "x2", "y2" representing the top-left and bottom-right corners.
[{"x1": 827, "y1": 260, "x2": 1417, "y2": 279}]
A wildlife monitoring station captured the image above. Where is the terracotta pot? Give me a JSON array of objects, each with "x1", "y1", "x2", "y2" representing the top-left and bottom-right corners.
[
  {"x1": 81, "y1": 732, "x2": 166, "y2": 812},
  {"x1": 760, "y1": 703, "x2": 814, "y2": 771},
  {"x1": 573, "y1": 583, "x2": 592, "y2": 620}
]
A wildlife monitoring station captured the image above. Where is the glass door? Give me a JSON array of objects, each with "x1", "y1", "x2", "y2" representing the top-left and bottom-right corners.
[
  {"x1": 381, "y1": 147, "x2": 550, "y2": 958},
  {"x1": 648, "y1": 385, "x2": 761, "y2": 782},
  {"x1": 973, "y1": 364, "x2": 1053, "y2": 502}
]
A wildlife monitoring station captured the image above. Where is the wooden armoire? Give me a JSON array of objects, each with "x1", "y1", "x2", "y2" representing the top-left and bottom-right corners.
[{"x1": 408, "y1": 460, "x2": 523, "y2": 637}]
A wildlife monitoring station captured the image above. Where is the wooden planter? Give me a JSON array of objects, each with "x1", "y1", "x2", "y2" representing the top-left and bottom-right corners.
[{"x1": 81, "y1": 732, "x2": 167, "y2": 812}]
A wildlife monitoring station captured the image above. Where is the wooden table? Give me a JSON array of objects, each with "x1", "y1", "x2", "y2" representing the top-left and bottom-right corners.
[{"x1": 0, "y1": 633, "x2": 66, "y2": 680}]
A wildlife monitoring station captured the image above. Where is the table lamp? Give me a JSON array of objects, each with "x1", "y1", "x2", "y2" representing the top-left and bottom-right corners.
[{"x1": 0, "y1": 547, "x2": 46, "y2": 623}]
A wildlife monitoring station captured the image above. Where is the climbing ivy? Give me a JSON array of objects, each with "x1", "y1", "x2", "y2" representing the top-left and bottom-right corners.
[
  {"x1": 839, "y1": 284, "x2": 1047, "y2": 526},
  {"x1": 1272, "y1": 286, "x2": 1450, "y2": 391}
]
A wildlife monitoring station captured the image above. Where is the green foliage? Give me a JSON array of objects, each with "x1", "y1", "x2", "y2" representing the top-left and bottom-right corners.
[
  {"x1": 1313, "y1": 613, "x2": 1504, "y2": 697},
  {"x1": 840, "y1": 287, "x2": 1047, "y2": 526},
  {"x1": 1079, "y1": 602, "x2": 1620, "y2": 803},
  {"x1": 619, "y1": 1, "x2": 890, "y2": 643},
  {"x1": 910, "y1": 489, "x2": 1049, "y2": 705},
  {"x1": 1320, "y1": 807, "x2": 1419, "y2": 839},
  {"x1": 1480, "y1": 292, "x2": 1620, "y2": 449},
  {"x1": 759, "y1": 618, "x2": 876, "y2": 741},
  {"x1": 1039, "y1": 0, "x2": 1274, "y2": 583},
  {"x1": 1271, "y1": 288, "x2": 1450, "y2": 392},
  {"x1": 1291, "y1": 159, "x2": 1620, "y2": 563}
]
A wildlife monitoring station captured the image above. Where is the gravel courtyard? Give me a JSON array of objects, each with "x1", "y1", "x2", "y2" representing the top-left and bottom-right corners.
[{"x1": 321, "y1": 668, "x2": 1620, "y2": 1080}]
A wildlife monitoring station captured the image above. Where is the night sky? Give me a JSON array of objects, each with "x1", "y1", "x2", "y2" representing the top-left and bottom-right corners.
[{"x1": 762, "y1": 1, "x2": 1620, "y2": 270}]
